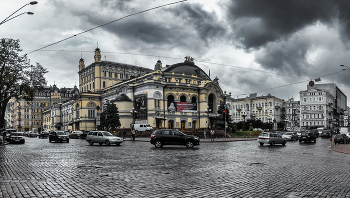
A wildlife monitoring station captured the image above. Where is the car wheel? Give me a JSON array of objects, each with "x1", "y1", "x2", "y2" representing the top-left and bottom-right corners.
[
  {"x1": 299, "y1": 140, "x2": 302, "y2": 143},
  {"x1": 314, "y1": 139, "x2": 316, "y2": 143},
  {"x1": 105, "y1": 140, "x2": 111, "y2": 146},
  {"x1": 67, "y1": 140, "x2": 69, "y2": 143},
  {"x1": 270, "y1": 141, "x2": 275, "y2": 146},
  {"x1": 186, "y1": 141, "x2": 194, "y2": 148},
  {"x1": 89, "y1": 140, "x2": 93, "y2": 146},
  {"x1": 282, "y1": 141, "x2": 286, "y2": 146},
  {"x1": 259, "y1": 143, "x2": 264, "y2": 146},
  {"x1": 135, "y1": 130, "x2": 138, "y2": 133},
  {"x1": 155, "y1": 140, "x2": 162, "y2": 148}
]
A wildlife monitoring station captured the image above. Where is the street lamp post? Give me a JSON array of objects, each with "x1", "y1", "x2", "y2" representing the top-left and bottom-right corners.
[
  {"x1": 242, "y1": 111, "x2": 247, "y2": 130},
  {"x1": 95, "y1": 106, "x2": 100, "y2": 131},
  {"x1": 0, "y1": 1, "x2": 38, "y2": 25},
  {"x1": 205, "y1": 106, "x2": 211, "y2": 129}
]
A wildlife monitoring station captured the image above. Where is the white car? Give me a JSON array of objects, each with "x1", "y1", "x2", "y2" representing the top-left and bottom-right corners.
[
  {"x1": 282, "y1": 132, "x2": 298, "y2": 141},
  {"x1": 346, "y1": 133, "x2": 350, "y2": 139},
  {"x1": 86, "y1": 131, "x2": 123, "y2": 146},
  {"x1": 258, "y1": 132, "x2": 286, "y2": 146}
]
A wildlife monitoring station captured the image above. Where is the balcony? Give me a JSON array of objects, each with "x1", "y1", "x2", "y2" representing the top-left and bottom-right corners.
[
  {"x1": 275, "y1": 106, "x2": 280, "y2": 109},
  {"x1": 257, "y1": 106, "x2": 262, "y2": 110},
  {"x1": 236, "y1": 108, "x2": 241, "y2": 111}
]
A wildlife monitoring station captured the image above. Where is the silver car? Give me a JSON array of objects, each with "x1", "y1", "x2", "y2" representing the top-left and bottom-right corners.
[
  {"x1": 86, "y1": 131, "x2": 123, "y2": 146},
  {"x1": 258, "y1": 132, "x2": 286, "y2": 146}
]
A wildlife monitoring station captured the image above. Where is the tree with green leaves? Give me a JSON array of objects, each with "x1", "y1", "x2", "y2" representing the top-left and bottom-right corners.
[
  {"x1": 215, "y1": 101, "x2": 234, "y2": 132},
  {"x1": 0, "y1": 38, "x2": 48, "y2": 129},
  {"x1": 99, "y1": 103, "x2": 121, "y2": 131}
]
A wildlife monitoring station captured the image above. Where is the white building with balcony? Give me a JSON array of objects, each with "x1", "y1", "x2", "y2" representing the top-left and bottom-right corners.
[
  {"x1": 228, "y1": 93, "x2": 285, "y2": 123},
  {"x1": 284, "y1": 97, "x2": 300, "y2": 130},
  {"x1": 299, "y1": 88, "x2": 334, "y2": 129}
]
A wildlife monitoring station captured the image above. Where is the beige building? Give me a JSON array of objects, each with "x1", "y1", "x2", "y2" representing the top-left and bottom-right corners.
[{"x1": 228, "y1": 93, "x2": 285, "y2": 123}]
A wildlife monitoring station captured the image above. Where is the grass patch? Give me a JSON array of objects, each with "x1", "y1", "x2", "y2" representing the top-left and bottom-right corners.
[{"x1": 228, "y1": 131, "x2": 260, "y2": 138}]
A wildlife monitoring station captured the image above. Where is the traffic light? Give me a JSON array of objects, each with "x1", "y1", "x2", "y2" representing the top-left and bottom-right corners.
[{"x1": 222, "y1": 110, "x2": 225, "y2": 116}]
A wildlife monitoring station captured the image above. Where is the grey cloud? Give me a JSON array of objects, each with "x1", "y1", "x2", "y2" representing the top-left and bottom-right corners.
[{"x1": 226, "y1": 0, "x2": 337, "y2": 49}]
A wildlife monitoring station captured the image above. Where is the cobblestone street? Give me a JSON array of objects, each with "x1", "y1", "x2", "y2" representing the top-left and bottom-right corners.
[{"x1": 1, "y1": 137, "x2": 350, "y2": 197}]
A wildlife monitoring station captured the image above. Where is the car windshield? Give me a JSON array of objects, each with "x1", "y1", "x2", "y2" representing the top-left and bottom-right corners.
[
  {"x1": 146, "y1": 125, "x2": 151, "y2": 127},
  {"x1": 285, "y1": 132, "x2": 292, "y2": 135},
  {"x1": 102, "y1": 132, "x2": 113, "y2": 136},
  {"x1": 56, "y1": 131, "x2": 65, "y2": 135},
  {"x1": 335, "y1": 134, "x2": 343, "y2": 138},
  {"x1": 300, "y1": 132, "x2": 307, "y2": 135},
  {"x1": 260, "y1": 133, "x2": 269, "y2": 137},
  {"x1": 12, "y1": 133, "x2": 23, "y2": 136}
]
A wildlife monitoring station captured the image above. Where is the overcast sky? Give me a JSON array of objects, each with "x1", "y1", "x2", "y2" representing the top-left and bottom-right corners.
[{"x1": 2, "y1": 0, "x2": 350, "y2": 105}]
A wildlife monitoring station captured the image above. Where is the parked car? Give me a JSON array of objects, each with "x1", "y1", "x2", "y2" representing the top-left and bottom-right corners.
[
  {"x1": 29, "y1": 131, "x2": 38, "y2": 138},
  {"x1": 346, "y1": 132, "x2": 350, "y2": 139},
  {"x1": 258, "y1": 132, "x2": 286, "y2": 146},
  {"x1": 80, "y1": 131, "x2": 90, "y2": 139},
  {"x1": 8, "y1": 132, "x2": 25, "y2": 144},
  {"x1": 320, "y1": 130, "x2": 332, "y2": 138},
  {"x1": 49, "y1": 131, "x2": 69, "y2": 143},
  {"x1": 86, "y1": 131, "x2": 123, "y2": 146},
  {"x1": 38, "y1": 131, "x2": 49, "y2": 139},
  {"x1": 298, "y1": 131, "x2": 316, "y2": 143},
  {"x1": 150, "y1": 129, "x2": 200, "y2": 148},
  {"x1": 333, "y1": 134, "x2": 350, "y2": 144},
  {"x1": 69, "y1": 131, "x2": 83, "y2": 139},
  {"x1": 310, "y1": 129, "x2": 319, "y2": 138},
  {"x1": 282, "y1": 132, "x2": 298, "y2": 141}
]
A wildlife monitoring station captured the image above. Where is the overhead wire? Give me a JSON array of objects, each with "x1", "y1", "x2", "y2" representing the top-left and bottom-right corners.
[
  {"x1": 24, "y1": 0, "x2": 188, "y2": 55},
  {"x1": 24, "y1": 49, "x2": 310, "y2": 81}
]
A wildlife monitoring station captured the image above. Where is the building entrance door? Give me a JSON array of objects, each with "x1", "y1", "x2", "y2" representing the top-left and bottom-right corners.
[
  {"x1": 181, "y1": 120, "x2": 186, "y2": 130},
  {"x1": 168, "y1": 120, "x2": 174, "y2": 129}
]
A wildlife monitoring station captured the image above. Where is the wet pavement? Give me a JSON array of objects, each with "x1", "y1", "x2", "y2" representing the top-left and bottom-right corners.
[{"x1": 0, "y1": 136, "x2": 350, "y2": 197}]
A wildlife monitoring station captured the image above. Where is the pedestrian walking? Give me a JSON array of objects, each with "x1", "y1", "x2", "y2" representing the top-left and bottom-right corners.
[
  {"x1": 122, "y1": 127, "x2": 126, "y2": 140},
  {"x1": 131, "y1": 128, "x2": 136, "y2": 141},
  {"x1": 210, "y1": 129, "x2": 215, "y2": 141},
  {"x1": 203, "y1": 129, "x2": 207, "y2": 139}
]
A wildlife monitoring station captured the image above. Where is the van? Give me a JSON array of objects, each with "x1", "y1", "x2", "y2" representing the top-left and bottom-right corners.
[
  {"x1": 340, "y1": 127, "x2": 349, "y2": 134},
  {"x1": 132, "y1": 124, "x2": 153, "y2": 133}
]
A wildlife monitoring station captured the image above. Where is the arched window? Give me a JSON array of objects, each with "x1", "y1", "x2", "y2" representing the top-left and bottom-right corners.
[
  {"x1": 191, "y1": 96, "x2": 197, "y2": 103},
  {"x1": 180, "y1": 95, "x2": 186, "y2": 102},
  {"x1": 208, "y1": 94, "x2": 214, "y2": 113}
]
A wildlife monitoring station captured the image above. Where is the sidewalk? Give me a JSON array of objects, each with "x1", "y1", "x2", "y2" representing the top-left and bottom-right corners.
[
  {"x1": 126, "y1": 137, "x2": 258, "y2": 142},
  {"x1": 330, "y1": 144, "x2": 350, "y2": 155}
]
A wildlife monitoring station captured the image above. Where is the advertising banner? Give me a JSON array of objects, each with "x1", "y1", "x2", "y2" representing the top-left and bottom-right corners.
[
  {"x1": 135, "y1": 94, "x2": 147, "y2": 120},
  {"x1": 174, "y1": 102, "x2": 197, "y2": 112}
]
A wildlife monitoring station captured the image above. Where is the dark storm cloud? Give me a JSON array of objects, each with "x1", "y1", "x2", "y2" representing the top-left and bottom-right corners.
[
  {"x1": 65, "y1": 2, "x2": 226, "y2": 54},
  {"x1": 226, "y1": 0, "x2": 337, "y2": 49},
  {"x1": 166, "y1": 3, "x2": 226, "y2": 44}
]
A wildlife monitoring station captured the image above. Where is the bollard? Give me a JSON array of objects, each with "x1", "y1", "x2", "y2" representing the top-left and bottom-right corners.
[{"x1": 330, "y1": 138, "x2": 332, "y2": 147}]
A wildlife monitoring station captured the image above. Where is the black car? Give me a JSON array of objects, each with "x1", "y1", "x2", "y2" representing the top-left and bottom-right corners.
[
  {"x1": 80, "y1": 131, "x2": 90, "y2": 139},
  {"x1": 310, "y1": 129, "x2": 319, "y2": 138},
  {"x1": 38, "y1": 131, "x2": 49, "y2": 139},
  {"x1": 150, "y1": 129, "x2": 200, "y2": 148},
  {"x1": 333, "y1": 134, "x2": 350, "y2": 144},
  {"x1": 8, "y1": 132, "x2": 25, "y2": 144},
  {"x1": 49, "y1": 131, "x2": 69, "y2": 143},
  {"x1": 298, "y1": 131, "x2": 317, "y2": 143},
  {"x1": 320, "y1": 130, "x2": 332, "y2": 138}
]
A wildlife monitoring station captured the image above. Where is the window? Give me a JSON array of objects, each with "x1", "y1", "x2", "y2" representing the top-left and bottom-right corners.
[
  {"x1": 103, "y1": 81, "x2": 106, "y2": 88},
  {"x1": 120, "y1": 73, "x2": 123, "y2": 79},
  {"x1": 88, "y1": 109, "x2": 95, "y2": 118},
  {"x1": 103, "y1": 71, "x2": 106, "y2": 77},
  {"x1": 304, "y1": 98, "x2": 306, "y2": 102},
  {"x1": 109, "y1": 72, "x2": 112, "y2": 77}
]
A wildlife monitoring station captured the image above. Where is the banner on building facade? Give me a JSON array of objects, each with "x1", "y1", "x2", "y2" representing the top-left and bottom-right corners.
[
  {"x1": 135, "y1": 94, "x2": 147, "y2": 120},
  {"x1": 168, "y1": 102, "x2": 197, "y2": 112},
  {"x1": 176, "y1": 102, "x2": 197, "y2": 112}
]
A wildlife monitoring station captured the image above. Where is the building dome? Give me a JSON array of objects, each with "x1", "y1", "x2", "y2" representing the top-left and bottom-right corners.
[{"x1": 163, "y1": 62, "x2": 210, "y2": 80}]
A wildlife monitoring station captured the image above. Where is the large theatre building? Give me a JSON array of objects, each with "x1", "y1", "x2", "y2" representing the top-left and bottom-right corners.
[{"x1": 70, "y1": 48, "x2": 227, "y2": 131}]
